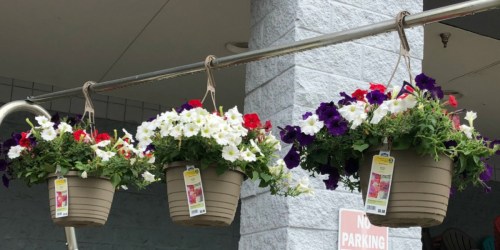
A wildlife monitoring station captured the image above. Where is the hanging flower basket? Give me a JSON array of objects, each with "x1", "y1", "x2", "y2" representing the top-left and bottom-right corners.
[
  {"x1": 48, "y1": 171, "x2": 115, "y2": 227},
  {"x1": 165, "y1": 161, "x2": 243, "y2": 227},
  {"x1": 359, "y1": 149, "x2": 453, "y2": 227},
  {"x1": 0, "y1": 114, "x2": 158, "y2": 227},
  {"x1": 136, "y1": 100, "x2": 312, "y2": 227},
  {"x1": 278, "y1": 73, "x2": 499, "y2": 227}
]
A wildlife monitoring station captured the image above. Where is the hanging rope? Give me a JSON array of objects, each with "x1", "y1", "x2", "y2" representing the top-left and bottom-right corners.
[
  {"x1": 82, "y1": 81, "x2": 96, "y2": 135},
  {"x1": 386, "y1": 11, "x2": 414, "y2": 88},
  {"x1": 201, "y1": 55, "x2": 218, "y2": 112}
]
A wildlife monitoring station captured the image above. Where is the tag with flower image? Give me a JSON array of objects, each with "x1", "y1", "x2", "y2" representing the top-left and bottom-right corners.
[
  {"x1": 54, "y1": 177, "x2": 69, "y2": 218},
  {"x1": 183, "y1": 166, "x2": 207, "y2": 217},
  {"x1": 365, "y1": 155, "x2": 395, "y2": 216}
]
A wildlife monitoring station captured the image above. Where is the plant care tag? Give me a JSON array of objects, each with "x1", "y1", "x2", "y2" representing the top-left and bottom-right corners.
[
  {"x1": 54, "y1": 177, "x2": 69, "y2": 218},
  {"x1": 183, "y1": 166, "x2": 207, "y2": 217},
  {"x1": 365, "y1": 155, "x2": 395, "y2": 216}
]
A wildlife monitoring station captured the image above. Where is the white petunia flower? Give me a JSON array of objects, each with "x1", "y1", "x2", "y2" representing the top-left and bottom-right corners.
[
  {"x1": 240, "y1": 148, "x2": 257, "y2": 162},
  {"x1": 465, "y1": 111, "x2": 477, "y2": 128},
  {"x1": 370, "y1": 102, "x2": 389, "y2": 124},
  {"x1": 222, "y1": 145, "x2": 240, "y2": 162},
  {"x1": 401, "y1": 95, "x2": 417, "y2": 109},
  {"x1": 386, "y1": 99, "x2": 406, "y2": 114},
  {"x1": 41, "y1": 128, "x2": 57, "y2": 141},
  {"x1": 183, "y1": 123, "x2": 200, "y2": 137},
  {"x1": 57, "y1": 122, "x2": 73, "y2": 133},
  {"x1": 265, "y1": 134, "x2": 281, "y2": 151},
  {"x1": 179, "y1": 109, "x2": 198, "y2": 123},
  {"x1": 147, "y1": 155, "x2": 156, "y2": 164},
  {"x1": 94, "y1": 140, "x2": 111, "y2": 148},
  {"x1": 169, "y1": 124, "x2": 184, "y2": 139},
  {"x1": 338, "y1": 102, "x2": 367, "y2": 128},
  {"x1": 95, "y1": 149, "x2": 116, "y2": 162},
  {"x1": 460, "y1": 125, "x2": 474, "y2": 139},
  {"x1": 136, "y1": 121, "x2": 155, "y2": 142},
  {"x1": 225, "y1": 106, "x2": 244, "y2": 125},
  {"x1": 200, "y1": 126, "x2": 213, "y2": 138},
  {"x1": 296, "y1": 176, "x2": 314, "y2": 194},
  {"x1": 159, "y1": 123, "x2": 173, "y2": 137},
  {"x1": 120, "y1": 185, "x2": 129, "y2": 190},
  {"x1": 142, "y1": 171, "x2": 156, "y2": 182},
  {"x1": 35, "y1": 116, "x2": 54, "y2": 128},
  {"x1": 299, "y1": 114, "x2": 324, "y2": 135},
  {"x1": 214, "y1": 132, "x2": 230, "y2": 146},
  {"x1": 250, "y1": 139, "x2": 263, "y2": 155},
  {"x1": 81, "y1": 171, "x2": 88, "y2": 179},
  {"x1": 122, "y1": 128, "x2": 135, "y2": 142},
  {"x1": 7, "y1": 145, "x2": 25, "y2": 159}
]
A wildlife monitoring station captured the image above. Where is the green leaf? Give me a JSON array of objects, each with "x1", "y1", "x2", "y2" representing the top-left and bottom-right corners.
[
  {"x1": 392, "y1": 136, "x2": 412, "y2": 150},
  {"x1": 352, "y1": 143, "x2": 369, "y2": 152},
  {"x1": 260, "y1": 173, "x2": 272, "y2": 182},
  {"x1": 111, "y1": 174, "x2": 121, "y2": 188},
  {"x1": 311, "y1": 150, "x2": 329, "y2": 164},
  {"x1": 252, "y1": 171, "x2": 259, "y2": 181}
]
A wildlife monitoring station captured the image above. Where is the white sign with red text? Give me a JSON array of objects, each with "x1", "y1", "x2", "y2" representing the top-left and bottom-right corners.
[{"x1": 338, "y1": 209, "x2": 388, "y2": 250}]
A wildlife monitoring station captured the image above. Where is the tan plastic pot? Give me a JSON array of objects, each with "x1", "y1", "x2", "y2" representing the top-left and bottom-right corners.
[
  {"x1": 165, "y1": 161, "x2": 244, "y2": 227},
  {"x1": 48, "y1": 171, "x2": 115, "y2": 227},
  {"x1": 360, "y1": 149, "x2": 453, "y2": 228}
]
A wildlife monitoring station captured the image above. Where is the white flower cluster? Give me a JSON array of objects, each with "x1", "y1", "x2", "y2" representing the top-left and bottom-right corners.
[
  {"x1": 136, "y1": 106, "x2": 278, "y2": 163},
  {"x1": 459, "y1": 111, "x2": 477, "y2": 139},
  {"x1": 268, "y1": 160, "x2": 314, "y2": 195}
]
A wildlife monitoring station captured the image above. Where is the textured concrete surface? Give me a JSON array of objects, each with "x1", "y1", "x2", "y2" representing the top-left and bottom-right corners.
[{"x1": 242, "y1": 0, "x2": 424, "y2": 249}]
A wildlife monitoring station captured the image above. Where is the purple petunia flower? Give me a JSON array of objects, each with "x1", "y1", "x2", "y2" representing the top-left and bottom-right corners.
[
  {"x1": 324, "y1": 168, "x2": 340, "y2": 190},
  {"x1": 0, "y1": 159, "x2": 7, "y2": 171},
  {"x1": 145, "y1": 144, "x2": 156, "y2": 153},
  {"x1": 480, "y1": 161, "x2": 493, "y2": 182},
  {"x1": 297, "y1": 133, "x2": 315, "y2": 146},
  {"x1": 444, "y1": 140, "x2": 458, "y2": 149},
  {"x1": 176, "y1": 102, "x2": 193, "y2": 113},
  {"x1": 67, "y1": 115, "x2": 83, "y2": 126},
  {"x1": 344, "y1": 158, "x2": 359, "y2": 176},
  {"x1": 316, "y1": 102, "x2": 340, "y2": 122},
  {"x1": 284, "y1": 146, "x2": 301, "y2": 169},
  {"x1": 302, "y1": 112, "x2": 313, "y2": 120},
  {"x1": 338, "y1": 92, "x2": 356, "y2": 106},
  {"x1": 366, "y1": 90, "x2": 387, "y2": 105},
  {"x1": 489, "y1": 140, "x2": 500, "y2": 155},
  {"x1": 428, "y1": 85, "x2": 444, "y2": 99},
  {"x1": 51, "y1": 113, "x2": 61, "y2": 128},
  {"x1": 325, "y1": 117, "x2": 348, "y2": 136},
  {"x1": 415, "y1": 73, "x2": 436, "y2": 91},
  {"x1": 279, "y1": 125, "x2": 301, "y2": 144}
]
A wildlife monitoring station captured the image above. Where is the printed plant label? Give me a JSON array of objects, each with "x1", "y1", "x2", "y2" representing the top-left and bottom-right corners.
[
  {"x1": 183, "y1": 167, "x2": 207, "y2": 217},
  {"x1": 54, "y1": 177, "x2": 69, "y2": 218},
  {"x1": 365, "y1": 155, "x2": 395, "y2": 215}
]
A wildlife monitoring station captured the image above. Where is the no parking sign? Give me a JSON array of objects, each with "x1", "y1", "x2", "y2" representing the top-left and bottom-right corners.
[{"x1": 338, "y1": 209, "x2": 388, "y2": 250}]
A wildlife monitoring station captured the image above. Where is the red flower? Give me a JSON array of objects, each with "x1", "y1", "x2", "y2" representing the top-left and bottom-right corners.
[
  {"x1": 19, "y1": 132, "x2": 31, "y2": 148},
  {"x1": 264, "y1": 120, "x2": 272, "y2": 132},
  {"x1": 95, "y1": 133, "x2": 111, "y2": 143},
  {"x1": 369, "y1": 83, "x2": 387, "y2": 93},
  {"x1": 73, "y1": 129, "x2": 87, "y2": 141},
  {"x1": 188, "y1": 99, "x2": 203, "y2": 108},
  {"x1": 351, "y1": 89, "x2": 368, "y2": 101},
  {"x1": 243, "y1": 113, "x2": 262, "y2": 130},
  {"x1": 448, "y1": 95, "x2": 458, "y2": 108},
  {"x1": 405, "y1": 85, "x2": 415, "y2": 93}
]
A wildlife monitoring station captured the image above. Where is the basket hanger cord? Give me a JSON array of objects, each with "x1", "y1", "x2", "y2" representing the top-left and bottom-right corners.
[
  {"x1": 386, "y1": 11, "x2": 414, "y2": 88},
  {"x1": 201, "y1": 55, "x2": 218, "y2": 112},
  {"x1": 82, "y1": 81, "x2": 97, "y2": 134}
]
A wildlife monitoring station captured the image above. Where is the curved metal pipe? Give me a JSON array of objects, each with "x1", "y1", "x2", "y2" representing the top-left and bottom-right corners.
[
  {"x1": 0, "y1": 100, "x2": 78, "y2": 250},
  {"x1": 0, "y1": 100, "x2": 51, "y2": 125}
]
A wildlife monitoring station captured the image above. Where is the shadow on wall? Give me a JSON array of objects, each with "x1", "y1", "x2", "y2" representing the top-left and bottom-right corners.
[
  {"x1": 428, "y1": 181, "x2": 500, "y2": 248},
  {"x1": 0, "y1": 107, "x2": 240, "y2": 250}
]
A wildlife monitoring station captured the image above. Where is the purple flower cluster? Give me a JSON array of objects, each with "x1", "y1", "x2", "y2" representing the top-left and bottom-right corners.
[
  {"x1": 366, "y1": 90, "x2": 387, "y2": 105},
  {"x1": 315, "y1": 102, "x2": 348, "y2": 136},
  {"x1": 338, "y1": 92, "x2": 356, "y2": 106},
  {"x1": 280, "y1": 125, "x2": 315, "y2": 169},
  {"x1": 415, "y1": 73, "x2": 443, "y2": 99},
  {"x1": 319, "y1": 164, "x2": 340, "y2": 190}
]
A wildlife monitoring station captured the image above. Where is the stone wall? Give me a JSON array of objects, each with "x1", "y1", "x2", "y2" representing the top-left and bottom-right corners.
[{"x1": 241, "y1": 0, "x2": 425, "y2": 249}]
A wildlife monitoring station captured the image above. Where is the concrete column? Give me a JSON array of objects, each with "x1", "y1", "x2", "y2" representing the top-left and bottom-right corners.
[{"x1": 241, "y1": 0, "x2": 425, "y2": 249}]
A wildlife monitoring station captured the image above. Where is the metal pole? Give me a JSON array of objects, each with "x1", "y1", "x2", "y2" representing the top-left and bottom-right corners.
[
  {"x1": 0, "y1": 101, "x2": 79, "y2": 250},
  {"x1": 26, "y1": 0, "x2": 500, "y2": 104}
]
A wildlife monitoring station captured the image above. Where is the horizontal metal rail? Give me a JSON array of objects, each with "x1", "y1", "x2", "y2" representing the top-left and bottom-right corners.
[{"x1": 26, "y1": 0, "x2": 500, "y2": 104}]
